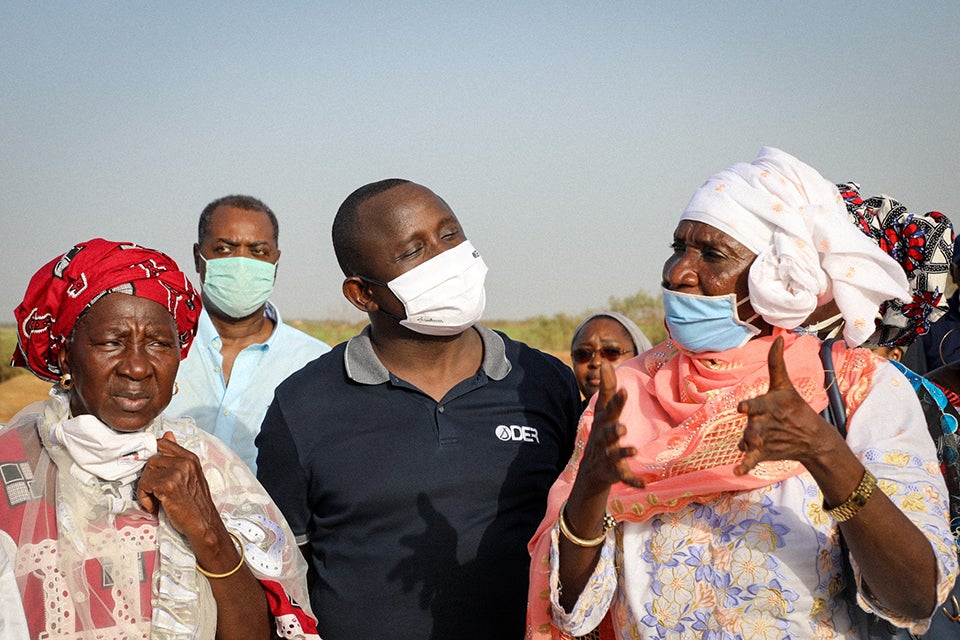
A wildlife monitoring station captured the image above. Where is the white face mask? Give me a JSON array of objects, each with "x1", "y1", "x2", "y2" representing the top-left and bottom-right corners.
[
  {"x1": 48, "y1": 414, "x2": 158, "y2": 482},
  {"x1": 368, "y1": 241, "x2": 488, "y2": 336}
]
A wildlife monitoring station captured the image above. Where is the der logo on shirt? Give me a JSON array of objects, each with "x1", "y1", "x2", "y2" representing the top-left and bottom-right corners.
[{"x1": 495, "y1": 424, "x2": 539, "y2": 444}]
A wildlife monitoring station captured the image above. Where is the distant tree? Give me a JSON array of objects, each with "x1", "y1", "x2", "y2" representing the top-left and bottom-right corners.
[
  {"x1": 607, "y1": 290, "x2": 666, "y2": 344},
  {"x1": 484, "y1": 289, "x2": 667, "y2": 355}
]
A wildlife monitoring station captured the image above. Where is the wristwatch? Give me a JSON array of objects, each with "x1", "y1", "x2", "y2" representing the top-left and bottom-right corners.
[{"x1": 824, "y1": 468, "x2": 877, "y2": 522}]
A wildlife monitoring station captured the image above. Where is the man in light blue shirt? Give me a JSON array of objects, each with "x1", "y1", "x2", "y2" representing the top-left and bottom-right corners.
[{"x1": 165, "y1": 194, "x2": 330, "y2": 471}]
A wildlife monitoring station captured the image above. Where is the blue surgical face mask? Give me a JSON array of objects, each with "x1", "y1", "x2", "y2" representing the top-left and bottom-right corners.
[
  {"x1": 200, "y1": 255, "x2": 276, "y2": 319},
  {"x1": 661, "y1": 287, "x2": 762, "y2": 353}
]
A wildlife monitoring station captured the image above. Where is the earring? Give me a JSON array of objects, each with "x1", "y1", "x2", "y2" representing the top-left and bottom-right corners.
[
  {"x1": 59, "y1": 373, "x2": 73, "y2": 390},
  {"x1": 172, "y1": 381, "x2": 179, "y2": 396}
]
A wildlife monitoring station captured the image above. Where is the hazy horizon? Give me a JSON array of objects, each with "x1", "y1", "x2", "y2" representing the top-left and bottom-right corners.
[{"x1": 3, "y1": 2, "x2": 958, "y2": 322}]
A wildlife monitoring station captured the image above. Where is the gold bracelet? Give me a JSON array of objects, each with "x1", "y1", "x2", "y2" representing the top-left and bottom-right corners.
[
  {"x1": 195, "y1": 531, "x2": 245, "y2": 579},
  {"x1": 558, "y1": 500, "x2": 616, "y2": 547},
  {"x1": 824, "y1": 468, "x2": 877, "y2": 522}
]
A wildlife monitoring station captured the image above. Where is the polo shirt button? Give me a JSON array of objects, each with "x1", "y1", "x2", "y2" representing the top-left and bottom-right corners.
[
  {"x1": 438, "y1": 405, "x2": 445, "y2": 413},
  {"x1": 214, "y1": 366, "x2": 221, "y2": 373},
  {"x1": 223, "y1": 410, "x2": 230, "y2": 416}
]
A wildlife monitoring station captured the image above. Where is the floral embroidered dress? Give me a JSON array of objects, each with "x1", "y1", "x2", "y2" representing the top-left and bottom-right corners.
[
  {"x1": 0, "y1": 390, "x2": 321, "y2": 640},
  {"x1": 527, "y1": 334, "x2": 957, "y2": 639}
]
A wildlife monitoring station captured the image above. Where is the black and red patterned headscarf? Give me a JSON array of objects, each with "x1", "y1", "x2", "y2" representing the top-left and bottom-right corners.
[
  {"x1": 12, "y1": 238, "x2": 202, "y2": 381},
  {"x1": 837, "y1": 182, "x2": 954, "y2": 347}
]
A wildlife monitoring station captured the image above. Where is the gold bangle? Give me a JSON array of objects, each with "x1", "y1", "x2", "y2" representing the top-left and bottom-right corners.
[
  {"x1": 195, "y1": 531, "x2": 245, "y2": 579},
  {"x1": 558, "y1": 500, "x2": 616, "y2": 547},
  {"x1": 824, "y1": 468, "x2": 877, "y2": 522}
]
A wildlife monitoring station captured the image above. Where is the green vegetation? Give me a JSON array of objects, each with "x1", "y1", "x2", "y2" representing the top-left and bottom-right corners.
[
  {"x1": 0, "y1": 289, "x2": 665, "y2": 379},
  {"x1": 286, "y1": 319, "x2": 368, "y2": 348},
  {"x1": 292, "y1": 289, "x2": 666, "y2": 353}
]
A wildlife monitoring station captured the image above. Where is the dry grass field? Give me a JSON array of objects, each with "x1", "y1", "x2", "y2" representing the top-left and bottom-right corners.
[
  {"x1": 0, "y1": 298, "x2": 664, "y2": 423},
  {"x1": 0, "y1": 374, "x2": 52, "y2": 423},
  {"x1": 0, "y1": 354, "x2": 574, "y2": 424}
]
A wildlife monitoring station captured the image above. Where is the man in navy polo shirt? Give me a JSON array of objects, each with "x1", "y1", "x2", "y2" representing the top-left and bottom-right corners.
[{"x1": 256, "y1": 179, "x2": 580, "y2": 639}]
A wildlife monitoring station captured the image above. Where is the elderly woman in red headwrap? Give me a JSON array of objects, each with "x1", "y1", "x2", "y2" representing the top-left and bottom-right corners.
[{"x1": 0, "y1": 240, "x2": 320, "y2": 640}]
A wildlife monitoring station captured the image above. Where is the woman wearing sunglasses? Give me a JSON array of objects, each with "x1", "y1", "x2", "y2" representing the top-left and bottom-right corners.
[{"x1": 570, "y1": 312, "x2": 653, "y2": 409}]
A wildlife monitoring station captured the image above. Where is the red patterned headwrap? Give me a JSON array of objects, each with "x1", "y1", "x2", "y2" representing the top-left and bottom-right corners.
[
  {"x1": 12, "y1": 239, "x2": 202, "y2": 382},
  {"x1": 837, "y1": 182, "x2": 954, "y2": 347}
]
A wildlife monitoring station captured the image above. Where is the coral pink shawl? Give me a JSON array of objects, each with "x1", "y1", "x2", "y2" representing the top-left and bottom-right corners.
[{"x1": 526, "y1": 331, "x2": 875, "y2": 639}]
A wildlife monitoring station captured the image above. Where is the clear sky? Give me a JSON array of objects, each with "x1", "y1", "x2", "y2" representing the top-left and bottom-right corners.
[{"x1": 2, "y1": 2, "x2": 958, "y2": 322}]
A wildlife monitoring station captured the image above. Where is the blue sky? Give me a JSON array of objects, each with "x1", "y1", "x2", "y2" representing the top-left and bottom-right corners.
[{"x1": 2, "y1": 2, "x2": 958, "y2": 321}]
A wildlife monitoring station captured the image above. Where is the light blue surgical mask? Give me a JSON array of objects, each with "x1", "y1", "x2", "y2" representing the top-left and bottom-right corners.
[
  {"x1": 200, "y1": 255, "x2": 276, "y2": 319},
  {"x1": 661, "y1": 287, "x2": 762, "y2": 353}
]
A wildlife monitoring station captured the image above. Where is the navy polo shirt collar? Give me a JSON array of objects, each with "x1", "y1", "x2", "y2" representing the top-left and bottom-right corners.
[{"x1": 344, "y1": 324, "x2": 511, "y2": 385}]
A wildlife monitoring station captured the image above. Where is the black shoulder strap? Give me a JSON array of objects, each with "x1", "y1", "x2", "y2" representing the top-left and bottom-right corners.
[{"x1": 819, "y1": 338, "x2": 847, "y2": 438}]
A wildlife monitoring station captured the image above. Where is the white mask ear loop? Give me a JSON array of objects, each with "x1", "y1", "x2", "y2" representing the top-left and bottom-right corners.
[
  {"x1": 805, "y1": 311, "x2": 845, "y2": 338},
  {"x1": 735, "y1": 295, "x2": 762, "y2": 326}
]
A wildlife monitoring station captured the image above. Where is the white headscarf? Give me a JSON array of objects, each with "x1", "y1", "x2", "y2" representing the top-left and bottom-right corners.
[
  {"x1": 572, "y1": 311, "x2": 654, "y2": 355},
  {"x1": 680, "y1": 146, "x2": 910, "y2": 346}
]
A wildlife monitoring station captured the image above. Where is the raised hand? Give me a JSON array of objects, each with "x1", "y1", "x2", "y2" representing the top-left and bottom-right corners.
[
  {"x1": 577, "y1": 359, "x2": 644, "y2": 490},
  {"x1": 734, "y1": 336, "x2": 839, "y2": 476},
  {"x1": 137, "y1": 431, "x2": 222, "y2": 539},
  {"x1": 140, "y1": 433, "x2": 272, "y2": 639},
  {"x1": 558, "y1": 358, "x2": 642, "y2": 611}
]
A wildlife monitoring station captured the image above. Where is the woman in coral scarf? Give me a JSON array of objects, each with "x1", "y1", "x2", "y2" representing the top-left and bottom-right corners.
[
  {"x1": 527, "y1": 148, "x2": 958, "y2": 639},
  {"x1": 1, "y1": 239, "x2": 320, "y2": 639}
]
